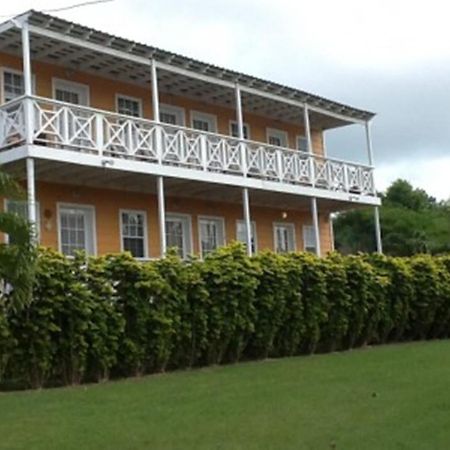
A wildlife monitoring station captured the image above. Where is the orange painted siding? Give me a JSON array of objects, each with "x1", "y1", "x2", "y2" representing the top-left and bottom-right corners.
[
  {"x1": 0, "y1": 52, "x2": 324, "y2": 155},
  {"x1": 3, "y1": 181, "x2": 333, "y2": 256}
]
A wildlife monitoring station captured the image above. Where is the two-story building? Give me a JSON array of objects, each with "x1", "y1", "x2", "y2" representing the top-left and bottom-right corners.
[{"x1": 0, "y1": 10, "x2": 382, "y2": 259}]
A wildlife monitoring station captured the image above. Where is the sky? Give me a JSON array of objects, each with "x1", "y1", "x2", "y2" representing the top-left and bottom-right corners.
[{"x1": 3, "y1": 0, "x2": 450, "y2": 199}]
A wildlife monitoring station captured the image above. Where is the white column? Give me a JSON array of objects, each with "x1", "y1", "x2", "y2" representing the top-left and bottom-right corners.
[
  {"x1": 303, "y1": 104, "x2": 315, "y2": 186},
  {"x1": 311, "y1": 197, "x2": 321, "y2": 257},
  {"x1": 21, "y1": 20, "x2": 34, "y2": 145},
  {"x1": 151, "y1": 59, "x2": 160, "y2": 122},
  {"x1": 365, "y1": 120, "x2": 383, "y2": 254},
  {"x1": 235, "y1": 83, "x2": 244, "y2": 140},
  {"x1": 242, "y1": 187, "x2": 252, "y2": 256},
  {"x1": 374, "y1": 206, "x2": 383, "y2": 254},
  {"x1": 26, "y1": 158, "x2": 37, "y2": 242},
  {"x1": 157, "y1": 176, "x2": 166, "y2": 257},
  {"x1": 329, "y1": 213, "x2": 335, "y2": 252}
]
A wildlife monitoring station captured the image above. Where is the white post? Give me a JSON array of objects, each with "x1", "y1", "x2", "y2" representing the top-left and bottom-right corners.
[
  {"x1": 303, "y1": 104, "x2": 314, "y2": 185},
  {"x1": 151, "y1": 59, "x2": 160, "y2": 123},
  {"x1": 157, "y1": 176, "x2": 166, "y2": 257},
  {"x1": 242, "y1": 187, "x2": 252, "y2": 256},
  {"x1": 365, "y1": 120, "x2": 383, "y2": 254},
  {"x1": 329, "y1": 213, "x2": 335, "y2": 252},
  {"x1": 235, "y1": 83, "x2": 247, "y2": 175},
  {"x1": 311, "y1": 197, "x2": 321, "y2": 257},
  {"x1": 26, "y1": 158, "x2": 37, "y2": 242},
  {"x1": 21, "y1": 20, "x2": 34, "y2": 145}
]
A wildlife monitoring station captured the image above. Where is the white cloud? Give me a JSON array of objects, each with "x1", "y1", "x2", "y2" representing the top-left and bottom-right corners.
[{"x1": 376, "y1": 156, "x2": 450, "y2": 200}]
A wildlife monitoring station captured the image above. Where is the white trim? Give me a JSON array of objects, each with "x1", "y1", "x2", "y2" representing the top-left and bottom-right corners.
[
  {"x1": 273, "y1": 222, "x2": 296, "y2": 253},
  {"x1": 197, "y1": 215, "x2": 226, "y2": 258},
  {"x1": 115, "y1": 93, "x2": 143, "y2": 117},
  {"x1": 52, "y1": 78, "x2": 90, "y2": 106},
  {"x1": 119, "y1": 208, "x2": 148, "y2": 259},
  {"x1": 229, "y1": 120, "x2": 251, "y2": 139},
  {"x1": 57, "y1": 202, "x2": 97, "y2": 256},
  {"x1": 0, "y1": 66, "x2": 36, "y2": 104},
  {"x1": 159, "y1": 103, "x2": 186, "y2": 126},
  {"x1": 190, "y1": 110, "x2": 218, "y2": 132},
  {"x1": 165, "y1": 212, "x2": 193, "y2": 258},
  {"x1": 21, "y1": 145, "x2": 381, "y2": 206},
  {"x1": 266, "y1": 127, "x2": 289, "y2": 147}
]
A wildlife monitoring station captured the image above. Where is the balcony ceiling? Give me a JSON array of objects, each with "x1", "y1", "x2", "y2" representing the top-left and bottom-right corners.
[{"x1": 0, "y1": 10, "x2": 375, "y2": 130}]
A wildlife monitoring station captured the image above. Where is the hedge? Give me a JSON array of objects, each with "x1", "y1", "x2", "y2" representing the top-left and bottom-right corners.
[{"x1": 1, "y1": 244, "x2": 450, "y2": 389}]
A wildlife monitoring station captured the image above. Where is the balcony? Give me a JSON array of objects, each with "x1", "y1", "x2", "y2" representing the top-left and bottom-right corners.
[{"x1": 0, "y1": 96, "x2": 377, "y2": 203}]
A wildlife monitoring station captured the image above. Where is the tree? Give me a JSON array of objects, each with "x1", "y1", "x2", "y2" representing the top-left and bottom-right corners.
[
  {"x1": 0, "y1": 171, "x2": 36, "y2": 310},
  {"x1": 334, "y1": 179, "x2": 450, "y2": 256}
]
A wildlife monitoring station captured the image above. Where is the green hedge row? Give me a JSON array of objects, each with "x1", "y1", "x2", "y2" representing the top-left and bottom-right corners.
[{"x1": 1, "y1": 244, "x2": 450, "y2": 389}]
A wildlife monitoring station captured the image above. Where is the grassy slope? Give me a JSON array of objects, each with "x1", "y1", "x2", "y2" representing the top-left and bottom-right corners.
[{"x1": 1, "y1": 341, "x2": 450, "y2": 450}]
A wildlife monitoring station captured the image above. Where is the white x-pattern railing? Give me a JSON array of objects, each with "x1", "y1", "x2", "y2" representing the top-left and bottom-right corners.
[{"x1": 0, "y1": 96, "x2": 376, "y2": 196}]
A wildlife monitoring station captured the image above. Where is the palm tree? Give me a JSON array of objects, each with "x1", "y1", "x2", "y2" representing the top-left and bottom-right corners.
[{"x1": 0, "y1": 170, "x2": 35, "y2": 311}]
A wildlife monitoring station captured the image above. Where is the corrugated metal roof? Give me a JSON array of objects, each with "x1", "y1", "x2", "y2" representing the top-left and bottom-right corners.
[{"x1": 7, "y1": 9, "x2": 375, "y2": 121}]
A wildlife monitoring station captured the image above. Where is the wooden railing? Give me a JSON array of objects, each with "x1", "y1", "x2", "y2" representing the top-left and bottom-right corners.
[{"x1": 0, "y1": 96, "x2": 376, "y2": 196}]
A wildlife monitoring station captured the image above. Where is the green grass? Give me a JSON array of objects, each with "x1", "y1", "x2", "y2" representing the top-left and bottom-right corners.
[{"x1": 1, "y1": 341, "x2": 450, "y2": 449}]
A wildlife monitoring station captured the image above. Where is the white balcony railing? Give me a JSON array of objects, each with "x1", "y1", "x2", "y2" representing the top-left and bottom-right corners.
[{"x1": 0, "y1": 96, "x2": 376, "y2": 196}]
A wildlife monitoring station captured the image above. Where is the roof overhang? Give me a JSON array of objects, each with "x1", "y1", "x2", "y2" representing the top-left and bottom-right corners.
[{"x1": 0, "y1": 10, "x2": 376, "y2": 130}]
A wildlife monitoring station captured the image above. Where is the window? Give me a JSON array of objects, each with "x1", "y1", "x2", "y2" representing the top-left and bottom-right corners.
[
  {"x1": 165, "y1": 214, "x2": 192, "y2": 258},
  {"x1": 58, "y1": 204, "x2": 95, "y2": 256},
  {"x1": 273, "y1": 223, "x2": 296, "y2": 253},
  {"x1": 297, "y1": 135, "x2": 309, "y2": 153},
  {"x1": 267, "y1": 128, "x2": 288, "y2": 147},
  {"x1": 303, "y1": 225, "x2": 317, "y2": 253},
  {"x1": 198, "y1": 216, "x2": 225, "y2": 257},
  {"x1": 236, "y1": 220, "x2": 257, "y2": 253},
  {"x1": 3, "y1": 70, "x2": 24, "y2": 102},
  {"x1": 53, "y1": 79, "x2": 89, "y2": 106},
  {"x1": 116, "y1": 95, "x2": 142, "y2": 117},
  {"x1": 191, "y1": 111, "x2": 217, "y2": 132},
  {"x1": 120, "y1": 210, "x2": 147, "y2": 258},
  {"x1": 159, "y1": 104, "x2": 185, "y2": 126},
  {"x1": 230, "y1": 121, "x2": 250, "y2": 139},
  {"x1": 4, "y1": 200, "x2": 40, "y2": 243}
]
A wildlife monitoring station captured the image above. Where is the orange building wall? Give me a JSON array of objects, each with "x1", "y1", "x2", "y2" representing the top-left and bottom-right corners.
[
  {"x1": 0, "y1": 52, "x2": 324, "y2": 155},
  {"x1": 10, "y1": 181, "x2": 333, "y2": 257}
]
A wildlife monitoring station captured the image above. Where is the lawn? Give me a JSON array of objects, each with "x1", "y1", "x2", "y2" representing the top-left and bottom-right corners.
[{"x1": 1, "y1": 341, "x2": 450, "y2": 450}]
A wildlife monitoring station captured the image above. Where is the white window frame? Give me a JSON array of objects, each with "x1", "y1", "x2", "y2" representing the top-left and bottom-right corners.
[
  {"x1": 302, "y1": 225, "x2": 317, "y2": 254},
  {"x1": 119, "y1": 209, "x2": 148, "y2": 259},
  {"x1": 296, "y1": 134, "x2": 309, "y2": 153},
  {"x1": 229, "y1": 120, "x2": 251, "y2": 140},
  {"x1": 267, "y1": 128, "x2": 288, "y2": 148},
  {"x1": 273, "y1": 222, "x2": 296, "y2": 253},
  {"x1": 3, "y1": 199, "x2": 40, "y2": 243},
  {"x1": 236, "y1": 219, "x2": 258, "y2": 253},
  {"x1": 159, "y1": 104, "x2": 186, "y2": 126},
  {"x1": 115, "y1": 94, "x2": 143, "y2": 117},
  {"x1": 198, "y1": 215, "x2": 226, "y2": 258},
  {"x1": 0, "y1": 67, "x2": 36, "y2": 103},
  {"x1": 57, "y1": 202, "x2": 97, "y2": 256},
  {"x1": 165, "y1": 213, "x2": 193, "y2": 258},
  {"x1": 52, "y1": 78, "x2": 90, "y2": 106},
  {"x1": 190, "y1": 110, "x2": 218, "y2": 133}
]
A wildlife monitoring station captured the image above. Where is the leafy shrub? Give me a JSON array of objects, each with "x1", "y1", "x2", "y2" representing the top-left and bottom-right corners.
[{"x1": 1, "y1": 244, "x2": 450, "y2": 390}]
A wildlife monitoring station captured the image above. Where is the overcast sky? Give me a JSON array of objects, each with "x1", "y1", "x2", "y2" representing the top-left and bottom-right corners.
[{"x1": 4, "y1": 0, "x2": 450, "y2": 199}]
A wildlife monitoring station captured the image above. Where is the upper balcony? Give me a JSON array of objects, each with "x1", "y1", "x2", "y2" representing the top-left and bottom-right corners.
[
  {"x1": 0, "y1": 95, "x2": 378, "y2": 204},
  {"x1": 0, "y1": 10, "x2": 380, "y2": 207}
]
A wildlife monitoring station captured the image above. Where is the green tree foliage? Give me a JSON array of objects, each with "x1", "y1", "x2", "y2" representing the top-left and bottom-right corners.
[
  {"x1": 1, "y1": 245, "x2": 450, "y2": 390},
  {"x1": 0, "y1": 171, "x2": 36, "y2": 311},
  {"x1": 334, "y1": 179, "x2": 450, "y2": 256}
]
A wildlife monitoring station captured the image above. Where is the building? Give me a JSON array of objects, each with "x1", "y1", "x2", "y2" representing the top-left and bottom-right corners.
[{"x1": 0, "y1": 10, "x2": 381, "y2": 259}]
